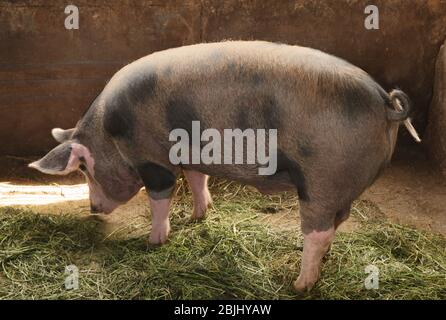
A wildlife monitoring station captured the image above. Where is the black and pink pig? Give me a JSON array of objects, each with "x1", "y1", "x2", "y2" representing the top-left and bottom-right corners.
[{"x1": 29, "y1": 41, "x2": 418, "y2": 292}]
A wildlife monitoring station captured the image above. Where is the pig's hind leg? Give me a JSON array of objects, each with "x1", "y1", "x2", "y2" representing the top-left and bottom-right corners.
[
  {"x1": 293, "y1": 201, "x2": 351, "y2": 292},
  {"x1": 184, "y1": 170, "x2": 212, "y2": 220},
  {"x1": 334, "y1": 205, "x2": 351, "y2": 230}
]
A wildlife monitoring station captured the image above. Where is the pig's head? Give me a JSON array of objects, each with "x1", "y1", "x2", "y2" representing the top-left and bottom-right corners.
[{"x1": 29, "y1": 127, "x2": 143, "y2": 214}]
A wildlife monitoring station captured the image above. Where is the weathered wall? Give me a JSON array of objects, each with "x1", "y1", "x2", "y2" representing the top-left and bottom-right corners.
[
  {"x1": 1, "y1": 0, "x2": 446, "y2": 156},
  {"x1": 0, "y1": 0, "x2": 202, "y2": 155},
  {"x1": 425, "y1": 40, "x2": 446, "y2": 175}
]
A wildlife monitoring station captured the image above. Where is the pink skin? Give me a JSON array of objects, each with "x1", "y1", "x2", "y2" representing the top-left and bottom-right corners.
[
  {"x1": 149, "y1": 197, "x2": 172, "y2": 244},
  {"x1": 72, "y1": 144, "x2": 120, "y2": 214},
  {"x1": 294, "y1": 227, "x2": 335, "y2": 292},
  {"x1": 183, "y1": 170, "x2": 212, "y2": 220},
  {"x1": 29, "y1": 142, "x2": 120, "y2": 214},
  {"x1": 148, "y1": 171, "x2": 211, "y2": 244},
  {"x1": 29, "y1": 143, "x2": 89, "y2": 176},
  {"x1": 65, "y1": 144, "x2": 121, "y2": 214}
]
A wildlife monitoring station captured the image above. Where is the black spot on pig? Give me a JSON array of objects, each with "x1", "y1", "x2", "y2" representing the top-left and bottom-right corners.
[
  {"x1": 337, "y1": 78, "x2": 379, "y2": 122},
  {"x1": 262, "y1": 96, "x2": 280, "y2": 129},
  {"x1": 137, "y1": 161, "x2": 176, "y2": 193},
  {"x1": 250, "y1": 72, "x2": 263, "y2": 86},
  {"x1": 209, "y1": 49, "x2": 225, "y2": 63},
  {"x1": 236, "y1": 95, "x2": 280, "y2": 130},
  {"x1": 103, "y1": 71, "x2": 157, "y2": 139},
  {"x1": 276, "y1": 150, "x2": 309, "y2": 201},
  {"x1": 339, "y1": 86, "x2": 366, "y2": 121},
  {"x1": 103, "y1": 97, "x2": 135, "y2": 139},
  {"x1": 166, "y1": 96, "x2": 202, "y2": 136},
  {"x1": 127, "y1": 72, "x2": 157, "y2": 106},
  {"x1": 161, "y1": 66, "x2": 173, "y2": 77},
  {"x1": 237, "y1": 108, "x2": 250, "y2": 130},
  {"x1": 226, "y1": 61, "x2": 239, "y2": 75},
  {"x1": 298, "y1": 139, "x2": 314, "y2": 158},
  {"x1": 227, "y1": 62, "x2": 264, "y2": 86}
]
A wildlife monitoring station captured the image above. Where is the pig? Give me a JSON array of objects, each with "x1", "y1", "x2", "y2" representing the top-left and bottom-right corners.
[{"x1": 29, "y1": 41, "x2": 416, "y2": 292}]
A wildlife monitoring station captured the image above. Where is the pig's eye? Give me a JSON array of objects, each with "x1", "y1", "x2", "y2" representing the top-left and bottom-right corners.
[{"x1": 79, "y1": 164, "x2": 87, "y2": 172}]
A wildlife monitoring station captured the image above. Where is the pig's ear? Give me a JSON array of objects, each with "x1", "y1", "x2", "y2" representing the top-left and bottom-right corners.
[
  {"x1": 28, "y1": 142, "x2": 80, "y2": 175},
  {"x1": 51, "y1": 128, "x2": 75, "y2": 143}
]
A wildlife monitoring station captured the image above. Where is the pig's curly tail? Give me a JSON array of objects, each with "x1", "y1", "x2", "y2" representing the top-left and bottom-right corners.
[
  {"x1": 386, "y1": 89, "x2": 411, "y2": 121},
  {"x1": 386, "y1": 89, "x2": 421, "y2": 142}
]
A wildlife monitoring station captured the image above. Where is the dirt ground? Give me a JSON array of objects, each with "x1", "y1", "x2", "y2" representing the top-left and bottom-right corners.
[
  {"x1": 0, "y1": 145, "x2": 445, "y2": 237},
  {"x1": 363, "y1": 148, "x2": 446, "y2": 236}
]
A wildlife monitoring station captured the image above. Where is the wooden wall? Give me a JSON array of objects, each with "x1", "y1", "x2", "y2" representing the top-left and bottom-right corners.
[{"x1": 1, "y1": 0, "x2": 445, "y2": 155}]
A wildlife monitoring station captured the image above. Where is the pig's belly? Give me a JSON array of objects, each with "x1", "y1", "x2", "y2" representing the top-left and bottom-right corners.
[
  {"x1": 241, "y1": 171, "x2": 296, "y2": 194},
  {"x1": 183, "y1": 164, "x2": 296, "y2": 194}
]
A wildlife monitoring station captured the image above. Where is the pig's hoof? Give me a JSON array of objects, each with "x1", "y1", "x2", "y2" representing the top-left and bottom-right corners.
[
  {"x1": 149, "y1": 223, "x2": 170, "y2": 245},
  {"x1": 293, "y1": 277, "x2": 315, "y2": 294},
  {"x1": 190, "y1": 210, "x2": 206, "y2": 220},
  {"x1": 190, "y1": 195, "x2": 212, "y2": 220}
]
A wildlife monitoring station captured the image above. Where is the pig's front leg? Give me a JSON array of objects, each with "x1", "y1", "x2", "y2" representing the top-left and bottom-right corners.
[
  {"x1": 137, "y1": 162, "x2": 177, "y2": 245},
  {"x1": 149, "y1": 196, "x2": 172, "y2": 244},
  {"x1": 183, "y1": 170, "x2": 212, "y2": 220}
]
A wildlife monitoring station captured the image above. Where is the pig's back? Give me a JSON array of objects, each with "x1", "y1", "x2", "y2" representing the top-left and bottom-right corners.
[
  {"x1": 120, "y1": 42, "x2": 381, "y2": 110},
  {"x1": 111, "y1": 40, "x2": 374, "y2": 97},
  {"x1": 102, "y1": 40, "x2": 389, "y2": 156}
]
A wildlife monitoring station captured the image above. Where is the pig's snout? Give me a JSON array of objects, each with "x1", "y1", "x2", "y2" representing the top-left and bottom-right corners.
[
  {"x1": 89, "y1": 200, "x2": 119, "y2": 215},
  {"x1": 90, "y1": 203, "x2": 102, "y2": 214},
  {"x1": 90, "y1": 203, "x2": 101, "y2": 213},
  {"x1": 87, "y1": 181, "x2": 121, "y2": 214}
]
